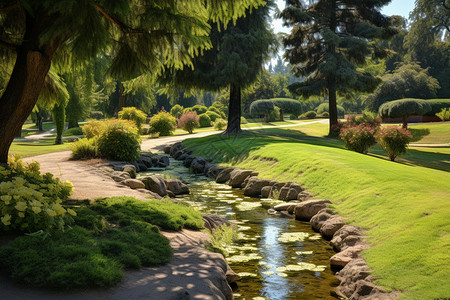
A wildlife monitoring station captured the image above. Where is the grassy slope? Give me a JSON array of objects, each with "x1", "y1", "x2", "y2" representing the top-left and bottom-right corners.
[
  {"x1": 408, "y1": 122, "x2": 450, "y2": 144},
  {"x1": 183, "y1": 124, "x2": 450, "y2": 299}
]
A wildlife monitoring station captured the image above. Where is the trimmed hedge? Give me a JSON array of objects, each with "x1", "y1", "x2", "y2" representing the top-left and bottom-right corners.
[
  {"x1": 316, "y1": 103, "x2": 345, "y2": 116},
  {"x1": 423, "y1": 99, "x2": 450, "y2": 116}
]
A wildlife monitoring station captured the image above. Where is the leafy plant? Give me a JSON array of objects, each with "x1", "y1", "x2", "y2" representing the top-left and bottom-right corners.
[
  {"x1": 178, "y1": 111, "x2": 200, "y2": 134},
  {"x1": 170, "y1": 104, "x2": 184, "y2": 119},
  {"x1": 376, "y1": 126, "x2": 413, "y2": 161},
  {"x1": 268, "y1": 106, "x2": 281, "y2": 122},
  {"x1": 82, "y1": 120, "x2": 104, "y2": 139},
  {"x1": 205, "y1": 111, "x2": 221, "y2": 122},
  {"x1": 97, "y1": 119, "x2": 141, "y2": 161},
  {"x1": 302, "y1": 111, "x2": 317, "y2": 119},
  {"x1": 198, "y1": 113, "x2": 212, "y2": 127},
  {"x1": 213, "y1": 118, "x2": 227, "y2": 130},
  {"x1": 378, "y1": 98, "x2": 432, "y2": 129},
  {"x1": 148, "y1": 111, "x2": 177, "y2": 136},
  {"x1": 339, "y1": 124, "x2": 377, "y2": 154},
  {"x1": 241, "y1": 116, "x2": 248, "y2": 124},
  {"x1": 206, "y1": 224, "x2": 237, "y2": 257},
  {"x1": 436, "y1": 108, "x2": 450, "y2": 121},
  {"x1": 69, "y1": 138, "x2": 98, "y2": 160},
  {"x1": 63, "y1": 127, "x2": 83, "y2": 136},
  {"x1": 118, "y1": 107, "x2": 147, "y2": 133},
  {"x1": 191, "y1": 105, "x2": 208, "y2": 115}
]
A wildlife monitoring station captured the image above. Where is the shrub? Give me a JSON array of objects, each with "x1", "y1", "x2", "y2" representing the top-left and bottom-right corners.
[
  {"x1": 148, "y1": 112, "x2": 177, "y2": 136},
  {"x1": 318, "y1": 112, "x2": 329, "y2": 118},
  {"x1": 69, "y1": 138, "x2": 98, "y2": 159},
  {"x1": 82, "y1": 120, "x2": 104, "y2": 139},
  {"x1": 0, "y1": 156, "x2": 74, "y2": 233},
  {"x1": 191, "y1": 105, "x2": 208, "y2": 115},
  {"x1": 208, "y1": 106, "x2": 226, "y2": 118},
  {"x1": 118, "y1": 107, "x2": 147, "y2": 133},
  {"x1": 290, "y1": 114, "x2": 297, "y2": 120},
  {"x1": 378, "y1": 98, "x2": 432, "y2": 129},
  {"x1": 198, "y1": 113, "x2": 212, "y2": 127},
  {"x1": 170, "y1": 104, "x2": 184, "y2": 119},
  {"x1": 90, "y1": 111, "x2": 104, "y2": 120},
  {"x1": 205, "y1": 111, "x2": 221, "y2": 122},
  {"x1": 241, "y1": 116, "x2": 248, "y2": 124},
  {"x1": 63, "y1": 127, "x2": 83, "y2": 136},
  {"x1": 249, "y1": 100, "x2": 274, "y2": 119},
  {"x1": 302, "y1": 111, "x2": 317, "y2": 119},
  {"x1": 270, "y1": 98, "x2": 303, "y2": 117},
  {"x1": 213, "y1": 118, "x2": 227, "y2": 130},
  {"x1": 178, "y1": 111, "x2": 200, "y2": 134},
  {"x1": 268, "y1": 106, "x2": 281, "y2": 122},
  {"x1": 182, "y1": 107, "x2": 193, "y2": 115},
  {"x1": 423, "y1": 99, "x2": 450, "y2": 116},
  {"x1": 97, "y1": 119, "x2": 141, "y2": 161},
  {"x1": 376, "y1": 126, "x2": 413, "y2": 161},
  {"x1": 339, "y1": 124, "x2": 377, "y2": 154},
  {"x1": 316, "y1": 103, "x2": 345, "y2": 116},
  {"x1": 436, "y1": 108, "x2": 450, "y2": 121}
]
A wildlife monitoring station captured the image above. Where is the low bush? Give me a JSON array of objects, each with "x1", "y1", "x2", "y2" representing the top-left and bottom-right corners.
[
  {"x1": 241, "y1": 116, "x2": 248, "y2": 124},
  {"x1": 316, "y1": 103, "x2": 345, "y2": 117},
  {"x1": 90, "y1": 111, "x2": 104, "y2": 120},
  {"x1": 205, "y1": 111, "x2": 221, "y2": 122},
  {"x1": 198, "y1": 113, "x2": 212, "y2": 127},
  {"x1": 178, "y1": 111, "x2": 200, "y2": 134},
  {"x1": 69, "y1": 138, "x2": 98, "y2": 160},
  {"x1": 208, "y1": 106, "x2": 226, "y2": 118},
  {"x1": 170, "y1": 104, "x2": 184, "y2": 119},
  {"x1": 82, "y1": 120, "x2": 104, "y2": 139},
  {"x1": 436, "y1": 108, "x2": 450, "y2": 121},
  {"x1": 268, "y1": 106, "x2": 280, "y2": 122},
  {"x1": 118, "y1": 107, "x2": 147, "y2": 133},
  {"x1": 213, "y1": 118, "x2": 227, "y2": 130},
  {"x1": 63, "y1": 127, "x2": 83, "y2": 136},
  {"x1": 0, "y1": 156, "x2": 74, "y2": 233},
  {"x1": 290, "y1": 114, "x2": 297, "y2": 120},
  {"x1": 302, "y1": 111, "x2": 317, "y2": 119},
  {"x1": 376, "y1": 126, "x2": 413, "y2": 161},
  {"x1": 97, "y1": 119, "x2": 141, "y2": 161},
  {"x1": 191, "y1": 105, "x2": 208, "y2": 115},
  {"x1": 148, "y1": 112, "x2": 177, "y2": 136},
  {"x1": 339, "y1": 124, "x2": 377, "y2": 154},
  {"x1": 318, "y1": 112, "x2": 329, "y2": 118}
]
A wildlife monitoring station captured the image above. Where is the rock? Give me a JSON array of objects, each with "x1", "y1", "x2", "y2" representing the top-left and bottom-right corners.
[
  {"x1": 170, "y1": 142, "x2": 183, "y2": 156},
  {"x1": 261, "y1": 186, "x2": 271, "y2": 198},
  {"x1": 215, "y1": 168, "x2": 235, "y2": 183},
  {"x1": 286, "y1": 202, "x2": 299, "y2": 214},
  {"x1": 165, "y1": 179, "x2": 190, "y2": 195},
  {"x1": 243, "y1": 177, "x2": 272, "y2": 197},
  {"x1": 226, "y1": 265, "x2": 240, "y2": 284},
  {"x1": 167, "y1": 190, "x2": 175, "y2": 198},
  {"x1": 163, "y1": 144, "x2": 172, "y2": 154},
  {"x1": 178, "y1": 153, "x2": 190, "y2": 161},
  {"x1": 141, "y1": 175, "x2": 168, "y2": 197},
  {"x1": 320, "y1": 216, "x2": 346, "y2": 239},
  {"x1": 206, "y1": 165, "x2": 225, "y2": 179},
  {"x1": 183, "y1": 156, "x2": 195, "y2": 168},
  {"x1": 137, "y1": 162, "x2": 147, "y2": 172},
  {"x1": 140, "y1": 155, "x2": 153, "y2": 168},
  {"x1": 273, "y1": 203, "x2": 296, "y2": 212},
  {"x1": 136, "y1": 188, "x2": 162, "y2": 200},
  {"x1": 310, "y1": 208, "x2": 334, "y2": 232},
  {"x1": 173, "y1": 149, "x2": 185, "y2": 160},
  {"x1": 191, "y1": 157, "x2": 208, "y2": 174},
  {"x1": 298, "y1": 191, "x2": 313, "y2": 201},
  {"x1": 203, "y1": 163, "x2": 216, "y2": 176},
  {"x1": 203, "y1": 214, "x2": 231, "y2": 232},
  {"x1": 269, "y1": 180, "x2": 278, "y2": 186},
  {"x1": 267, "y1": 208, "x2": 278, "y2": 215},
  {"x1": 330, "y1": 244, "x2": 369, "y2": 270},
  {"x1": 156, "y1": 155, "x2": 170, "y2": 167},
  {"x1": 122, "y1": 164, "x2": 137, "y2": 179},
  {"x1": 228, "y1": 169, "x2": 254, "y2": 188},
  {"x1": 121, "y1": 179, "x2": 145, "y2": 189},
  {"x1": 288, "y1": 183, "x2": 303, "y2": 193},
  {"x1": 111, "y1": 171, "x2": 131, "y2": 182},
  {"x1": 278, "y1": 187, "x2": 290, "y2": 200},
  {"x1": 330, "y1": 225, "x2": 364, "y2": 252},
  {"x1": 294, "y1": 199, "x2": 332, "y2": 221},
  {"x1": 286, "y1": 188, "x2": 299, "y2": 201}
]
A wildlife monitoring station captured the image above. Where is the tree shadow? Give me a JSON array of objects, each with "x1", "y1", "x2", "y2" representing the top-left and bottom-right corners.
[{"x1": 408, "y1": 128, "x2": 431, "y2": 142}]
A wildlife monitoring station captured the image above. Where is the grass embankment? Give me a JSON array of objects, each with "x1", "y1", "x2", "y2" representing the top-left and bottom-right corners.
[
  {"x1": 0, "y1": 197, "x2": 203, "y2": 289},
  {"x1": 182, "y1": 123, "x2": 450, "y2": 299}
]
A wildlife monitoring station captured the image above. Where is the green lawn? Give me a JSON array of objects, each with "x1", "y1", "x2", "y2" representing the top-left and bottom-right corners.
[
  {"x1": 183, "y1": 125, "x2": 450, "y2": 299},
  {"x1": 10, "y1": 136, "x2": 70, "y2": 158},
  {"x1": 408, "y1": 122, "x2": 450, "y2": 144}
]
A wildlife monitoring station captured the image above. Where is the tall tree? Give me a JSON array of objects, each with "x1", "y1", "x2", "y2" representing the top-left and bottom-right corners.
[
  {"x1": 280, "y1": 0, "x2": 397, "y2": 136},
  {"x1": 0, "y1": 0, "x2": 263, "y2": 164},
  {"x1": 160, "y1": 1, "x2": 276, "y2": 134}
]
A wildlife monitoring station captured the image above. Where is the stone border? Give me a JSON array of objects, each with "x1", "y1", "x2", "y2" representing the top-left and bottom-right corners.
[{"x1": 165, "y1": 142, "x2": 399, "y2": 300}]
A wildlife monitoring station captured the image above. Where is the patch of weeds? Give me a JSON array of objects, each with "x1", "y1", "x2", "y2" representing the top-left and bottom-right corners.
[{"x1": 206, "y1": 224, "x2": 237, "y2": 257}]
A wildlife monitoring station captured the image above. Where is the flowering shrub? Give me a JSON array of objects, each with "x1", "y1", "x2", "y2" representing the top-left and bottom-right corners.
[
  {"x1": 97, "y1": 119, "x2": 141, "y2": 161},
  {"x1": 148, "y1": 111, "x2": 177, "y2": 136},
  {"x1": 118, "y1": 107, "x2": 147, "y2": 133},
  {"x1": 178, "y1": 111, "x2": 200, "y2": 134},
  {"x1": 0, "y1": 156, "x2": 74, "y2": 232},
  {"x1": 213, "y1": 118, "x2": 227, "y2": 130},
  {"x1": 339, "y1": 124, "x2": 377, "y2": 154},
  {"x1": 198, "y1": 113, "x2": 212, "y2": 127},
  {"x1": 377, "y1": 126, "x2": 413, "y2": 161},
  {"x1": 82, "y1": 120, "x2": 104, "y2": 139}
]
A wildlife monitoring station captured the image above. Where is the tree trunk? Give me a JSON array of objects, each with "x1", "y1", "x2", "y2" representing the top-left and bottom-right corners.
[
  {"x1": 52, "y1": 102, "x2": 66, "y2": 145},
  {"x1": 280, "y1": 110, "x2": 284, "y2": 121},
  {"x1": 224, "y1": 83, "x2": 242, "y2": 135},
  {"x1": 402, "y1": 115, "x2": 408, "y2": 129},
  {"x1": 327, "y1": 0, "x2": 338, "y2": 137},
  {"x1": 0, "y1": 12, "x2": 62, "y2": 164}
]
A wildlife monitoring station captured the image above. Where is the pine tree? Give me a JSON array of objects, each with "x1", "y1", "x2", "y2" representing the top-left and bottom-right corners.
[
  {"x1": 0, "y1": 0, "x2": 263, "y2": 164},
  {"x1": 160, "y1": 1, "x2": 276, "y2": 134},
  {"x1": 280, "y1": 0, "x2": 397, "y2": 136}
]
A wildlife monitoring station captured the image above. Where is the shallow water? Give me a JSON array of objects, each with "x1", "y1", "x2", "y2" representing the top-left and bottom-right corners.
[{"x1": 140, "y1": 158, "x2": 338, "y2": 300}]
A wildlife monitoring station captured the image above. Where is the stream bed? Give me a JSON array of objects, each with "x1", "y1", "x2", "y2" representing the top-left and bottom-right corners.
[{"x1": 140, "y1": 158, "x2": 339, "y2": 300}]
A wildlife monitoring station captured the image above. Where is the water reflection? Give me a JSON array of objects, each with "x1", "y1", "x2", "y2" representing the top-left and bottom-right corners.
[{"x1": 140, "y1": 158, "x2": 338, "y2": 299}]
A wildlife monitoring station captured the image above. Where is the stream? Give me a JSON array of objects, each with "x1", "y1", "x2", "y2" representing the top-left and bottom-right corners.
[{"x1": 139, "y1": 157, "x2": 338, "y2": 300}]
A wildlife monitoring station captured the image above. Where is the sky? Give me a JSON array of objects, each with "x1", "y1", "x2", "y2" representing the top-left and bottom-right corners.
[{"x1": 272, "y1": 0, "x2": 416, "y2": 35}]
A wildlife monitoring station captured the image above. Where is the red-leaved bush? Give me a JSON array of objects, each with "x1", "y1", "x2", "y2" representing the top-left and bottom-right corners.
[
  {"x1": 339, "y1": 124, "x2": 377, "y2": 154},
  {"x1": 376, "y1": 126, "x2": 413, "y2": 161},
  {"x1": 178, "y1": 111, "x2": 199, "y2": 134}
]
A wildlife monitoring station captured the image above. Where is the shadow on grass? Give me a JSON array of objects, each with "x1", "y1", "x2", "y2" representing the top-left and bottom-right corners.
[{"x1": 409, "y1": 128, "x2": 431, "y2": 142}]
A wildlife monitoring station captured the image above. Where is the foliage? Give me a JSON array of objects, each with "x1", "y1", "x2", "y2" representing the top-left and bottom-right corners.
[
  {"x1": 436, "y1": 108, "x2": 450, "y2": 121},
  {"x1": 118, "y1": 107, "x2": 147, "y2": 133},
  {"x1": 206, "y1": 224, "x2": 237, "y2": 257},
  {"x1": 69, "y1": 138, "x2": 98, "y2": 160},
  {"x1": 191, "y1": 105, "x2": 208, "y2": 115},
  {"x1": 249, "y1": 100, "x2": 275, "y2": 115},
  {"x1": 366, "y1": 63, "x2": 441, "y2": 111},
  {"x1": 178, "y1": 111, "x2": 200, "y2": 134},
  {"x1": 96, "y1": 119, "x2": 141, "y2": 161},
  {"x1": 205, "y1": 111, "x2": 221, "y2": 122},
  {"x1": 290, "y1": 114, "x2": 297, "y2": 120},
  {"x1": 378, "y1": 98, "x2": 432, "y2": 128},
  {"x1": 268, "y1": 106, "x2": 281, "y2": 122},
  {"x1": 240, "y1": 116, "x2": 248, "y2": 124},
  {"x1": 148, "y1": 112, "x2": 177, "y2": 136},
  {"x1": 339, "y1": 124, "x2": 377, "y2": 154},
  {"x1": 82, "y1": 120, "x2": 104, "y2": 139},
  {"x1": 0, "y1": 157, "x2": 74, "y2": 233},
  {"x1": 316, "y1": 103, "x2": 345, "y2": 117},
  {"x1": 270, "y1": 98, "x2": 303, "y2": 117},
  {"x1": 208, "y1": 103, "x2": 227, "y2": 118},
  {"x1": 318, "y1": 112, "x2": 329, "y2": 118},
  {"x1": 213, "y1": 118, "x2": 227, "y2": 130},
  {"x1": 52, "y1": 102, "x2": 66, "y2": 145},
  {"x1": 198, "y1": 113, "x2": 212, "y2": 127},
  {"x1": 90, "y1": 111, "x2": 104, "y2": 120},
  {"x1": 376, "y1": 126, "x2": 413, "y2": 161},
  {"x1": 301, "y1": 111, "x2": 317, "y2": 119},
  {"x1": 424, "y1": 99, "x2": 450, "y2": 116},
  {"x1": 170, "y1": 104, "x2": 184, "y2": 119},
  {"x1": 63, "y1": 127, "x2": 83, "y2": 136}
]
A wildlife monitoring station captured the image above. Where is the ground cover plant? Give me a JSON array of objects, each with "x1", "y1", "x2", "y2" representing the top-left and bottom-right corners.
[
  {"x1": 182, "y1": 124, "x2": 450, "y2": 299},
  {"x1": 0, "y1": 196, "x2": 203, "y2": 289}
]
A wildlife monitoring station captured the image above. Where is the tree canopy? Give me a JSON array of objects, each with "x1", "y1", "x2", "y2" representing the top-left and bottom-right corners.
[{"x1": 378, "y1": 99, "x2": 432, "y2": 128}]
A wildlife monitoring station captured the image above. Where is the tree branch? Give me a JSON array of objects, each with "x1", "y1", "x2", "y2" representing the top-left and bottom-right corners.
[
  {"x1": 0, "y1": 39, "x2": 18, "y2": 50},
  {"x1": 94, "y1": 4, "x2": 144, "y2": 35}
]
